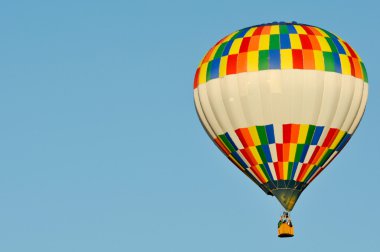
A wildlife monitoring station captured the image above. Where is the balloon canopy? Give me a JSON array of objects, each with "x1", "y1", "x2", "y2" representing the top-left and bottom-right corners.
[{"x1": 193, "y1": 22, "x2": 368, "y2": 211}]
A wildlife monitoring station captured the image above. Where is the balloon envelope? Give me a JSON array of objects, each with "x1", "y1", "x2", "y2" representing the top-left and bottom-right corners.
[{"x1": 193, "y1": 22, "x2": 368, "y2": 211}]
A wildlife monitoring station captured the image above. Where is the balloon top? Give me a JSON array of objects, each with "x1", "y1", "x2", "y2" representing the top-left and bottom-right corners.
[{"x1": 194, "y1": 22, "x2": 367, "y2": 89}]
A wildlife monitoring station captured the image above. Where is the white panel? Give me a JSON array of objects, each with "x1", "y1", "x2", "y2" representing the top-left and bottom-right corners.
[
  {"x1": 220, "y1": 76, "x2": 248, "y2": 130},
  {"x1": 197, "y1": 84, "x2": 224, "y2": 135},
  {"x1": 330, "y1": 75, "x2": 356, "y2": 129},
  {"x1": 269, "y1": 144, "x2": 278, "y2": 162},
  {"x1": 237, "y1": 72, "x2": 266, "y2": 125},
  {"x1": 196, "y1": 70, "x2": 367, "y2": 139},
  {"x1": 205, "y1": 79, "x2": 235, "y2": 133},
  {"x1": 316, "y1": 72, "x2": 342, "y2": 127},
  {"x1": 194, "y1": 89, "x2": 217, "y2": 138},
  {"x1": 348, "y1": 83, "x2": 368, "y2": 134},
  {"x1": 268, "y1": 163, "x2": 277, "y2": 180},
  {"x1": 340, "y1": 78, "x2": 364, "y2": 131}
]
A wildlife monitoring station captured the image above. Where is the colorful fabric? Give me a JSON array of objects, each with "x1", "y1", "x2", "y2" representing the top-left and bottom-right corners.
[
  {"x1": 214, "y1": 124, "x2": 350, "y2": 185},
  {"x1": 194, "y1": 22, "x2": 368, "y2": 89}
]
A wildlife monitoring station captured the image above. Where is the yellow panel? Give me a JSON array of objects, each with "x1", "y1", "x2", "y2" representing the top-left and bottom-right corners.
[
  {"x1": 294, "y1": 25, "x2": 307, "y2": 34},
  {"x1": 339, "y1": 55, "x2": 351, "y2": 75},
  {"x1": 256, "y1": 165, "x2": 268, "y2": 183},
  {"x1": 289, "y1": 34, "x2": 302, "y2": 49},
  {"x1": 298, "y1": 124, "x2": 308, "y2": 144},
  {"x1": 248, "y1": 127, "x2": 261, "y2": 145},
  {"x1": 219, "y1": 56, "x2": 228, "y2": 77},
  {"x1": 224, "y1": 31, "x2": 239, "y2": 42},
  {"x1": 289, "y1": 143, "x2": 297, "y2": 162},
  {"x1": 247, "y1": 51, "x2": 259, "y2": 71},
  {"x1": 330, "y1": 131, "x2": 346, "y2": 149},
  {"x1": 249, "y1": 147, "x2": 263, "y2": 164},
  {"x1": 302, "y1": 165, "x2": 315, "y2": 182},
  {"x1": 283, "y1": 162, "x2": 288, "y2": 179},
  {"x1": 228, "y1": 154, "x2": 245, "y2": 171},
  {"x1": 198, "y1": 63, "x2": 208, "y2": 84},
  {"x1": 316, "y1": 148, "x2": 329, "y2": 165},
  {"x1": 340, "y1": 42, "x2": 352, "y2": 57},
  {"x1": 315, "y1": 27, "x2": 329, "y2": 37},
  {"x1": 313, "y1": 50, "x2": 324, "y2": 70},
  {"x1": 270, "y1": 25, "x2": 280, "y2": 34},
  {"x1": 258, "y1": 35, "x2": 270, "y2": 50},
  {"x1": 230, "y1": 38, "x2": 243, "y2": 54},
  {"x1": 244, "y1": 27, "x2": 257, "y2": 37},
  {"x1": 280, "y1": 49, "x2": 293, "y2": 69},
  {"x1": 316, "y1": 36, "x2": 331, "y2": 52}
]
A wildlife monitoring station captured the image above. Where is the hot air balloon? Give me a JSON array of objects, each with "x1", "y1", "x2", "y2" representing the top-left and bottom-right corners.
[{"x1": 193, "y1": 22, "x2": 368, "y2": 237}]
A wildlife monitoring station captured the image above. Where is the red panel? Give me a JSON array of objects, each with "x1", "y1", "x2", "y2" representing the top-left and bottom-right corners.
[
  {"x1": 296, "y1": 163, "x2": 309, "y2": 182},
  {"x1": 273, "y1": 162, "x2": 281, "y2": 180},
  {"x1": 299, "y1": 34, "x2": 313, "y2": 49},
  {"x1": 193, "y1": 68, "x2": 200, "y2": 89},
  {"x1": 249, "y1": 166, "x2": 266, "y2": 183},
  {"x1": 348, "y1": 56, "x2": 355, "y2": 76},
  {"x1": 292, "y1": 49, "x2": 303, "y2": 69},
  {"x1": 343, "y1": 41, "x2": 358, "y2": 58},
  {"x1": 226, "y1": 54, "x2": 238, "y2": 75},
  {"x1": 239, "y1": 37, "x2": 250, "y2": 53},
  {"x1": 283, "y1": 124, "x2": 292, "y2": 143},
  {"x1": 322, "y1": 128, "x2": 338, "y2": 147},
  {"x1": 241, "y1": 148, "x2": 258, "y2": 166},
  {"x1": 252, "y1": 26, "x2": 264, "y2": 36},
  {"x1": 276, "y1": 144, "x2": 283, "y2": 162}
]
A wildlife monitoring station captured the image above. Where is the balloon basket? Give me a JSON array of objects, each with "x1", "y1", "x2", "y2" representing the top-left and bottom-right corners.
[{"x1": 278, "y1": 223, "x2": 294, "y2": 238}]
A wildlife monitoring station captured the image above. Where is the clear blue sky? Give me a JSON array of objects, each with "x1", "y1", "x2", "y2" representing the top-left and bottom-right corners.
[{"x1": 0, "y1": 0, "x2": 378, "y2": 251}]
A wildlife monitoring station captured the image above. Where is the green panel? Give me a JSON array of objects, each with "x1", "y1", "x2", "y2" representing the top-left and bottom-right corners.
[
  {"x1": 323, "y1": 52, "x2": 335, "y2": 72},
  {"x1": 361, "y1": 62, "x2": 368, "y2": 82},
  {"x1": 305, "y1": 125, "x2": 316, "y2": 144},
  {"x1": 206, "y1": 61, "x2": 212, "y2": 81},
  {"x1": 318, "y1": 149, "x2": 334, "y2": 167},
  {"x1": 218, "y1": 135, "x2": 235, "y2": 153},
  {"x1": 256, "y1": 126, "x2": 268, "y2": 145},
  {"x1": 269, "y1": 35, "x2": 280, "y2": 50},
  {"x1": 256, "y1": 146, "x2": 267, "y2": 163},
  {"x1": 295, "y1": 144, "x2": 304, "y2": 162},
  {"x1": 325, "y1": 37, "x2": 338, "y2": 53},
  {"x1": 304, "y1": 166, "x2": 318, "y2": 182},
  {"x1": 259, "y1": 164, "x2": 270, "y2": 181},
  {"x1": 287, "y1": 162, "x2": 293, "y2": 180},
  {"x1": 214, "y1": 42, "x2": 227, "y2": 59},
  {"x1": 279, "y1": 25, "x2": 288, "y2": 34},
  {"x1": 259, "y1": 50, "x2": 269, "y2": 70}
]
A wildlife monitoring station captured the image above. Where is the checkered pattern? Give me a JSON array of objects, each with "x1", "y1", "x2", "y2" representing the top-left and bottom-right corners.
[
  {"x1": 214, "y1": 124, "x2": 351, "y2": 185},
  {"x1": 194, "y1": 22, "x2": 368, "y2": 89}
]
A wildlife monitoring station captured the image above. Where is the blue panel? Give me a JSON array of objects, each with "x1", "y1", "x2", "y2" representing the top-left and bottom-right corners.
[
  {"x1": 300, "y1": 145, "x2": 310, "y2": 163},
  {"x1": 333, "y1": 53, "x2": 342, "y2": 73},
  {"x1": 290, "y1": 162, "x2": 298, "y2": 180},
  {"x1": 331, "y1": 38, "x2": 346, "y2": 54},
  {"x1": 262, "y1": 163, "x2": 274, "y2": 181},
  {"x1": 234, "y1": 27, "x2": 250, "y2": 38},
  {"x1": 280, "y1": 34, "x2": 291, "y2": 49},
  {"x1": 265, "y1": 124, "x2": 275, "y2": 144},
  {"x1": 287, "y1": 25, "x2": 297, "y2": 34},
  {"x1": 209, "y1": 58, "x2": 220, "y2": 79},
  {"x1": 311, "y1": 126, "x2": 324, "y2": 145},
  {"x1": 336, "y1": 134, "x2": 351, "y2": 152},
  {"x1": 269, "y1": 50, "x2": 281, "y2": 69},
  {"x1": 262, "y1": 145, "x2": 273, "y2": 162},
  {"x1": 225, "y1": 132, "x2": 238, "y2": 151},
  {"x1": 222, "y1": 40, "x2": 234, "y2": 56},
  {"x1": 231, "y1": 151, "x2": 248, "y2": 168}
]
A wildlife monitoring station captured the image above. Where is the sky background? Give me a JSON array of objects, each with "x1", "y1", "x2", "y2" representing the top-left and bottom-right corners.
[{"x1": 0, "y1": 0, "x2": 379, "y2": 251}]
